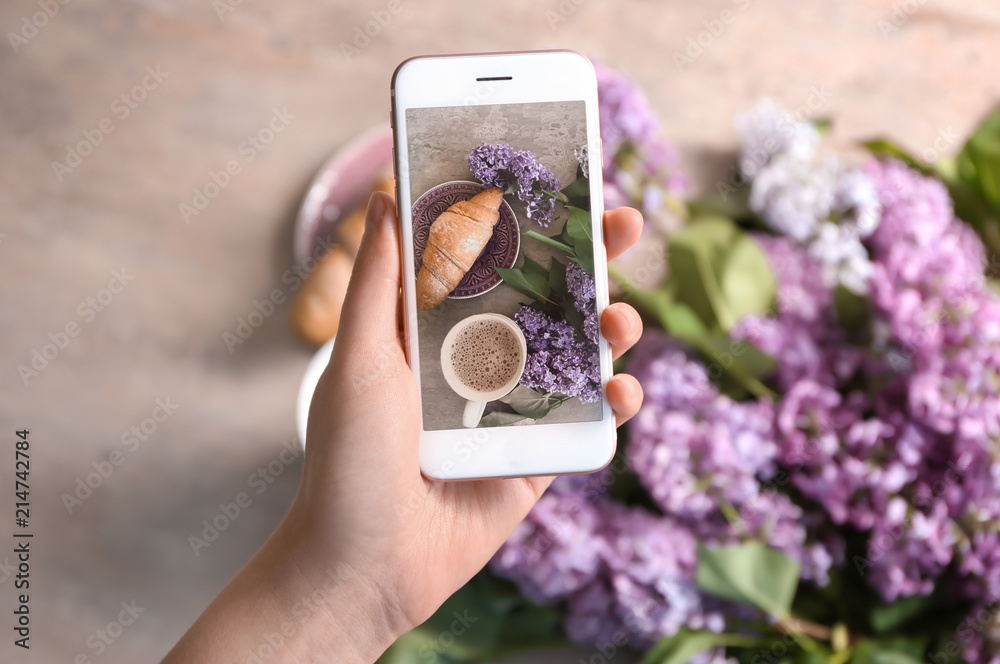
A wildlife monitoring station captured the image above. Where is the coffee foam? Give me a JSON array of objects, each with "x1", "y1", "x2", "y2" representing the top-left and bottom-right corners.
[{"x1": 449, "y1": 319, "x2": 521, "y2": 393}]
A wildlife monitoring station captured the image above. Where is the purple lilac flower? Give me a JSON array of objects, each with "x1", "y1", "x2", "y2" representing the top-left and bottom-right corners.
[
  {"x1": 468, "y1": 142, "x2": 560, "y2": 227},
  {"x1": 566, "y1": 261, "x2": 599, "y2": 344},
  {"x1": 732, "y1": 235, "x2": 860, "y2": 392},
  {"x1": 864, "y1": 157, "x2": 954, "y2": 255},
  {"x1": 563, "y1": 504, "x2": 703, "y2": 649},
  {"x1": 595, "y1": 62, "x2": 687, "y2": 207},
  {"x1": 860, "y1": 158, "x2": 1000, "y2": 608},
  {"x1": 514, "y1": 306, "x2": 601, "y2": 403},
  {"x1": 468, "y1": 142, "x2": 514, "y2": 189},
  {"x1": 865, "y1": 498, "x2": 956, "y2": 601},
  {"x1": 626, "y1": 334, "x2": 839, "y2": 580},
  {"x1": 492, "y1": 492, "x2": 709, "y2": 650},
  {"x1": 960, "y1": 604, "x2": 1000, "y2": 664},
  {"x1": 491, "y1": 491, "x2": 605, "y2": 603}
]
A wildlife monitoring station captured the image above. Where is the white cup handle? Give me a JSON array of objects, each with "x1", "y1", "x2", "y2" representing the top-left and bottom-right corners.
[{"x1": 463, "y1": 400, "x2": 487, "y2": 428}]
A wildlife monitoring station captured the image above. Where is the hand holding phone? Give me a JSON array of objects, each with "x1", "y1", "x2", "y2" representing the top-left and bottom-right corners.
[{"x1": 391, "y1": 50, "x2": 621, "y2": 479}]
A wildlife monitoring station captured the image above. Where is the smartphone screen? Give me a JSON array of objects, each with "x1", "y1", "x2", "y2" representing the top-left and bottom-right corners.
[{"x1": 403, "y1": 99, "x2": 603, "y2": 431}]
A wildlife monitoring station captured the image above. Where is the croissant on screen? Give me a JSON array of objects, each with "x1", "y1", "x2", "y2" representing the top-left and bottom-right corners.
[{"x1": 416, "y1": 187, "x2": 504, "y2": 310}]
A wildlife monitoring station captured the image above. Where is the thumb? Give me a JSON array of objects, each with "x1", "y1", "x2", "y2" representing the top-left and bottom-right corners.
[{"x1": 330, "y1": 191, "x2": 405, "y2": 371}]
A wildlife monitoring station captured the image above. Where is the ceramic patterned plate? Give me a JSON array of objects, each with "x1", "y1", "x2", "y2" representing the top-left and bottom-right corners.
[{"x1": 412, "y1": 181, "x2": 519, "y2": 299}]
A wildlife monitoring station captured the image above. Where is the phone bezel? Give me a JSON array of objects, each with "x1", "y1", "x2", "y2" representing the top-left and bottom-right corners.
[{"x1": 391, "y1": 50, "x2": 616, "y2": 480}]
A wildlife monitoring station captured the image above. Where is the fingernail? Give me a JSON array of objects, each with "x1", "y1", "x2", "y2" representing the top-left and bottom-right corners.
[{"x1": 365, "y1": 192, "x2": 387, "y2": 230}]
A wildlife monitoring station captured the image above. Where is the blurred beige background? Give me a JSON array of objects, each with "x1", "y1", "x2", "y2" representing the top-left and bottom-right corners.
[{"x1": 1, "y1": 0, "x2": 999, "y2": 661}]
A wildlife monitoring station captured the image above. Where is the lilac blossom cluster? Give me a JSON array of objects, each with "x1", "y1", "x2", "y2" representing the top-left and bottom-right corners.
[
  {"x1": 863, "y1": 160, "x2": 1000, "y2": 662},
  {"x1": 595, "y1": 62, "x2": 687, "y2": 214},
  {"x1": 737, "y1": 101, "x2": 881, "y2": 294},
  {"x1": 492, "y1": 90, "x2": 1000, "y2": 662},
  {"x1": 740, "y1": 159, "x2": 1000, "y2": 661},
  {"x1": 492, "y1": 333, "x2": 839, "y2": 646},
  {"x1": 513, "y1": 305, "x2": 601, "y2": 403},
  {"x1": 468, "y1": 142, "x2": 561, "y2": 227},
  {"x1": 566, "y1": 260, "x2": 599, "y2": 344}
]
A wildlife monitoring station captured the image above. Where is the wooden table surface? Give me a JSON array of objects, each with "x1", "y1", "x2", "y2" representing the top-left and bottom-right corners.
[{"x1": 2, "y1": 1, "x2": 999, "y2": 661}]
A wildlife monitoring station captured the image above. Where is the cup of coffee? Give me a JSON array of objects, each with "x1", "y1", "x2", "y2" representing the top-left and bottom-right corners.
[{"x1": 440, "y1": 313, "x2": 527, "y2": 428}]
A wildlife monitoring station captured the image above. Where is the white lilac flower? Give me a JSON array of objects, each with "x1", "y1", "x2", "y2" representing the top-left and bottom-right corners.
[
  {"x1": 740, "y1": 100, "x2": 883, "y2": 293},
  {"x1": 749, "y1": 155, "x2": 837, "y2": 242},
  {"x1": 833, "y1": 167, "x2": 882, "y2": 238},
  {"x1": 573, "y1": 145, "x2": 589, "y2": 177},
  {"x1": 807, "y1": 221, "x2": 874, "y2": 295},
  {"x1": 736, "y1": 99, "x2": 820, "y2": 177}
]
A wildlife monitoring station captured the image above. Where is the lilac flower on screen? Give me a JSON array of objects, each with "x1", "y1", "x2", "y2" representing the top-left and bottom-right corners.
[
  {"x1": 469, "y1": 142, "x2": 560, "y2": 227},
  {"x1": 514, "y1": 306, "x2": 601, "y2": 403},
  {"x1": 566, "y1": 261, "x2": 599, "y2": 344}
]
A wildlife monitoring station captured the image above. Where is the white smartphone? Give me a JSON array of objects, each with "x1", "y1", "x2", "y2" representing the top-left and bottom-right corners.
[{"x1": 390, "y1": 50, "x2": 615, "y2": 480}]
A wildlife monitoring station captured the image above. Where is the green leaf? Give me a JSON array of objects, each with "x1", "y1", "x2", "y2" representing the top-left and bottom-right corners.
[
  {"x1": 850, "y1": 640, "x2": 926, "y2": 664},
  {"x1": 495, "y1": 264, "x2": 553, "y2": 306},
  {"x1": 658, "y1": 300, "x2": 708, "y2": 341},
  {"x1": 687, "y1": 185, "x2": 752, "y2": 221},
  {"x1": 861, "y1": 138, "x2": 930, "y2": 174},
  {"x1": 639, "y1": 629, "x2": 757, "y2": 664},
  {"x1": 835, "y1": 285, "x2": 869, "y2": 332},
  {"x1": 565, "y1": 206, "x2": 594, "y2": 244},
  {"x1": 702, "y1": 333, "x2": 777, "y2": 380},
  {"x1": 572, "y1": 253, "x2": 595, "y2": 275},
  {"x1": 869, "y1": 595, "x2": 937, "y2": 634},
  {"x1": 560, "y1": 176, "x2": 591, "y2": 210},
  {"x1": 499, "y1": 386, "x2": 568, "y2": 420},
  {"x1": 696, "y1": 542, "x2": 801, "y2": 618},
  {"x1": 565, "y1": 206, "x2": 595, "y2": 274},
  {"x1": 523, "y1": 230, "x2": 575, "y2": 254},
  {"x1": 479, "y1": 411, "x2": 532, "y2": 427},
  {"x1": 667, "y1": 216, "x2": 741, "y2": 330},
  {"x1": 960, "y1": 105, "x2": 1000, "y2": 210},
  {"x1": 521, "y1": 255, "x2": 549, "y2": 284},
  {"x1": 379, "y1": 571, "x2": 569, "y2": 662},
  {"x1": 813, "y1": 117, "x2": 833, "y2": 135},
  {"x1": 720, "y1": 234, "x2": 776, "y2": 322},
  {"x1": 548, "y1": 257, "x2": 568, "y2": 294}
]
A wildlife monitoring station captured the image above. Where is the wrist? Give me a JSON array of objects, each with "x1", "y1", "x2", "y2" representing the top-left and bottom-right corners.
[{"x1": 256, "y1": 503, "x2": 406, "y2": 661}]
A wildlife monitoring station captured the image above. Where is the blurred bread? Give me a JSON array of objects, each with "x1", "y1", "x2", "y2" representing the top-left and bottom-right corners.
[
  {"x1": 290, "y1": 172, "x2": 395, "y2": 345},
  {"x1": 335, "y1": 173, "x2": 395, "y2": 257},
  {"x1": 290, "y1": 245, "x2": 353, "y2": 345}
]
